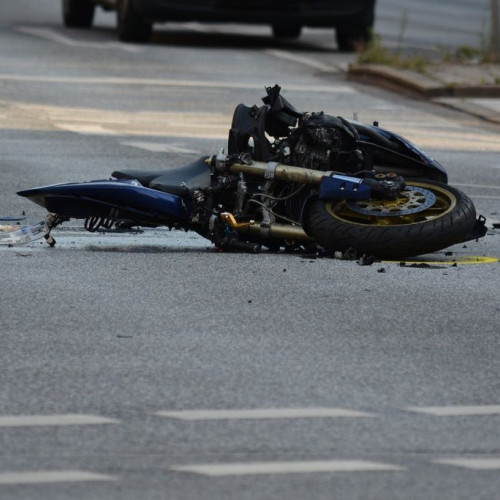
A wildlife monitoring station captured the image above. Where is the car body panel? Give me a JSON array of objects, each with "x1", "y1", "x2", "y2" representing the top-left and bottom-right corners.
[{"x1": 125, "y1": 0, "x2": 375, "y2": 27}]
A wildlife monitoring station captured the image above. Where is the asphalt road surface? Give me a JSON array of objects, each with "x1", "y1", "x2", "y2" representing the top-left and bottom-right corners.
[{"x1": 1, "y1": 1, "x2": 499, "y2": 499}]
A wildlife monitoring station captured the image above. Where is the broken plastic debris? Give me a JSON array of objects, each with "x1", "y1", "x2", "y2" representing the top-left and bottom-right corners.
[
  {"x1": 0, "y1": 215, "x2": 27, "y2": 222},
  {"x1": 357, "y1": 255, "x2": 375, "y2": 266},
  {"x1": 0, "y1": 221, "x2": 46, "y2": 245}
]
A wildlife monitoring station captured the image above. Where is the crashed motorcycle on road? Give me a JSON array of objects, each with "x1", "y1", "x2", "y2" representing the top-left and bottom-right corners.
[{"x1": 17, "y1": 85, "x2": 486, "y2": 259}]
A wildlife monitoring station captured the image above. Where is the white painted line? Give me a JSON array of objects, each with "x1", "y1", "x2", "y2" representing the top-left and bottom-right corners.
[
  {"x1": 0, "y1": 414, "x2": 120, "y2": 427},
  {"x1": 0, "y1": 470, "x2": 117, "y2": 485},
  {"x1": 154, "y1": 408, "x2": 374, "y2": 420},
  {"x1": 0, "y1": 74, "x2": 354, "y2": 93},
  {"x1": 265, "y1": 49, "x2": 340, "y2": 73},
  {"x1": 469, "y1": 195, "x2": 500, "y2": 200},
  {"x1": 121, "y1": 142, "x2": 200, "y2": 154},
  {"x1": 454, "y1": 183, "x2": 500, "y2": 190},
  {"x1": 54, "y1": 123, "x2": 119, "y2": 135},
  {"x1": 433, "y1": 458, "x2": 500, "y2": 470},
  {"x1": 16, "y1": 26, "x2": 141, "y2": 53},
  {"x1": 171, "y1": 460, "x2": 404, "y2": 476},
  {"x1": 405, "y1": 405, "x2": 500, "y2": 416}
]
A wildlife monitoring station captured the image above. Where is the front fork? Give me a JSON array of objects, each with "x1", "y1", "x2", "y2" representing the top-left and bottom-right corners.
[{"x1": 43, "y1": 213, "x2": 68, "y2": 247}]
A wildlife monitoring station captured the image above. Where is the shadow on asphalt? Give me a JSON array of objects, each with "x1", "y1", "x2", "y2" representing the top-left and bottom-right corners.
[{"x1": 91, "y1": 26, "x2": 337, "y2": 53}]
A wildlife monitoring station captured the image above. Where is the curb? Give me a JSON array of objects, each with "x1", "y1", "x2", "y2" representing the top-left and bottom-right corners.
[
  {"x1": 347, "y1": 64, "x2": 446, "y2": 98},
  {"x1": 347, "y1": 64, "x2": 500, "y2": 125},
  {"x1": 434, "y1": 97, "x2": 500, "y2": 125},
  {"x1": 347, "y1": 64, "x2": 500, "y2": 99}
]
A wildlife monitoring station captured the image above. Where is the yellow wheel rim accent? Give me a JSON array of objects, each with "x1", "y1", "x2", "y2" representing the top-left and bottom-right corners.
[{"x1": 326, "y1": 182, "x2": 457, "y2": 227}]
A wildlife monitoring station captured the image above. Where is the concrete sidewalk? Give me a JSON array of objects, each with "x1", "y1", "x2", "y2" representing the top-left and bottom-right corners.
[{"x1": 348, "y1": 63, "x2": 500, "y2": 125}]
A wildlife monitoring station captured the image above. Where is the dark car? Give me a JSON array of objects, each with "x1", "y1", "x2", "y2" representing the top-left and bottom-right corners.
[{"x1": 63, "y1": 0, "x2": 376, "y2": 51}]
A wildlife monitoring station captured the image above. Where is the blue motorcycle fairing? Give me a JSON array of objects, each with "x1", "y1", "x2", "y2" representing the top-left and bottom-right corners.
[
  {"x1": 350, "y1": 121, "x2": 448, "y2": 183},
  {"x1": 319, "y1": 174, "x2": 371, "y2": 200},
  {"x1": 17, "y1": 179, "x2": 190, "y2": 222}
]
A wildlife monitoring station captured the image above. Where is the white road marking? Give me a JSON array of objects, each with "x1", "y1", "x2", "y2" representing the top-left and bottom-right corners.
[
  {"x1": 0, "y1": 74, "x2": 355, "y2": 93},
  {"x1": 0, "y1": 414, "x2": 119, "y2": 427},
  {"x1": 16, "y1": 26, "x2": 141, "y2": 53},
  {"x1": 54, "y1": 123, "x2": 119, "y2": 135},
  {"x1": 405, "y1": 405, "x2": 500, "y2": 416},
  {"x1": 433, "y1": 458, "x2": 500, "y2": 470},
  {"x1": 454, "y1": 183, "x2": 500, "y2": 190},
  {"x1": 154, "y1": 408, "x2": 374, "y2": 420},
  {"x1": 0, "y1": 471, "x2": 117, "y2": 485},
  {"x1": 265, "y1": 49, "x2": 340, "y2": 73},
  {"x1": 121, "y1": 142, "x2": 200, "y2": 154},
  {"x1": 171, "y1": 460, "x2": 404, "y2": 476}
]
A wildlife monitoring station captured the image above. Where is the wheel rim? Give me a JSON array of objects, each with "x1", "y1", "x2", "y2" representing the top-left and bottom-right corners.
[{"x1": 326, "y1": 182, "x2": 457, "y2": 226}]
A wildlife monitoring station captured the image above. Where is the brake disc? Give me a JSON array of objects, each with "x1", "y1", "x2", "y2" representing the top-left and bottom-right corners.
[{"x1": 346, "y1": 185, "x2": 436, "y2": 217}]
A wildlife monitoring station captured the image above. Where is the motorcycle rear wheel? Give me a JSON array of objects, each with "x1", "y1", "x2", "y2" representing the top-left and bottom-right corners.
[{"x1": 304, "y1": 180, "x2": 477, "y2": 259}]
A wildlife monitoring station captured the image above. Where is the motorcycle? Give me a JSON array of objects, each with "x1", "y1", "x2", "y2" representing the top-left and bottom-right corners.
[{"x1": 16, "y1": 85, "x2": 486, "y2": 259}]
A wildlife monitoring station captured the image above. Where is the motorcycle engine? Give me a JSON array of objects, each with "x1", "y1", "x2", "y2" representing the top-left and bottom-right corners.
[{"x1": 286, "y1": 112, "x2": 361, "y2": 172}]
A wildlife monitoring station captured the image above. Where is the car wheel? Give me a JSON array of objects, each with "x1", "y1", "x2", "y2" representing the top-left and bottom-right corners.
[
  {"x1": 117, "y1": 0, "x2": 153, "y2": 43},
  {"x1": 62, "y1": 0, "x2": 95, "y2": 28},
  {"x1": 272, "y1": 24, "x2": 302, "y2": 39},
  {"x1": 336, "y1": 24, "x2": 372, "y2": 52}
]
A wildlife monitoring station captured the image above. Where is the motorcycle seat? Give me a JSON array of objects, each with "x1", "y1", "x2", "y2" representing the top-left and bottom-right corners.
[{"x1": 112, "y1": 156, "x2": 211, "y2": 197}]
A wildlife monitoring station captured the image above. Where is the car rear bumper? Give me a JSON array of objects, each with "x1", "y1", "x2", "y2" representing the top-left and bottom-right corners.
[{"x1": 134, "y1": 0, "x2": 375, "y2": 27}]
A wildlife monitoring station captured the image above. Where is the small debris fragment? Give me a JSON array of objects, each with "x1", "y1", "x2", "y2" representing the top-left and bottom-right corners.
[
  {"x1": 342, "y1": 248, "x2": 357, "y2": 260},
  {"x1": 301, "y1": 252, "x2": 317, "y2": 259},
  {"x1": 248, "y1": 300, "x2": 252, "y2": 303},
  {"x1": 377, "y1": 267, "x2": 386, "y2": 273},
  {"x1": 445, "y1": 251, "x2": 453, "y2": 256},
  {"x1": 451, "y1": 263, "x2": 458, "y2": 267},
  {"x1": 117, "y1": 335, "x2": 133, "y2": 338},
  {"x1": 462, "y1": 245, "x2": 468, "y2": 249},
  {"x1": 357, "y1": 255, "x2": 375, "y2": 266},
  {"x1": 283, "y1": 268, "x2": 286, "y2": 272}
]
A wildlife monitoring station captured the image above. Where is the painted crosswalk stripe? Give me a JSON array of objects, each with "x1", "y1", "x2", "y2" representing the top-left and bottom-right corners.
[
  {"x1": 0, "y1": 74, "x2": 355, "y2": 94},
  {"x1": 121, "y1": 142, "x2": 200, "y2": 154},
  {"x1": 0, "y1": 471, "x2": 116, "y2": 485},
  {"x1": 0, "y1": 414, "x2": 119, "y2": 427},
  {"x1": 433, "y1": 458, "x2": 500, "y2": 470},
  {"x1": 405, "y1": 405, "x2": 500, "y2": 416},
  {"x1": 154, "y1": 408, "x2": 374, "y2": 420},
  {"x1": 171, "y1": 460, "x2": 404, "y2": 476},
  {"x1": 265, "y1": 49, "x2": 340, "y2": 72}
]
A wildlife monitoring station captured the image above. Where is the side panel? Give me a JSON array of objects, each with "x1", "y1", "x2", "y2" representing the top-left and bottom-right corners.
[{"x1": 17, "y1": 180, "x2": 190, "y2": 223}]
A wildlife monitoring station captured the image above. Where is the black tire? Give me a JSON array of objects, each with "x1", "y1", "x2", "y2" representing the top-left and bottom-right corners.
[
  {"x1": 117, "y1": 0, "x2": 153, "y2": 43},
  {"x1": 304, "y1": 180, "x2": 477, "y2": 259},
  {"x1": 62, "y1": 0, "x2": 95, "y2": 28},
  {"x1": 272, "y1": 24, "x2": 302, "y2": 39},
  {"x1": 336, "y1": 24, "x2": 372, "y2": 52}
]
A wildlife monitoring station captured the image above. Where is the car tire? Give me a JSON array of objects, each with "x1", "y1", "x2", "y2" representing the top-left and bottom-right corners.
[
  {"x1": 117, "y1": 0, "x2": 153, "y2": 43},
  {"x1": 335, "y1": 4, "x2": 374, "y2": 52},
  {"x1": 272, "y1": 24, "x2": 302, "y2": 39},
  {"x1": 336, "y1": 25, "x2": 372, "y2": 52},
  {"x1": 62, "y1": 0, "x2": 95, "y2": 28}
]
